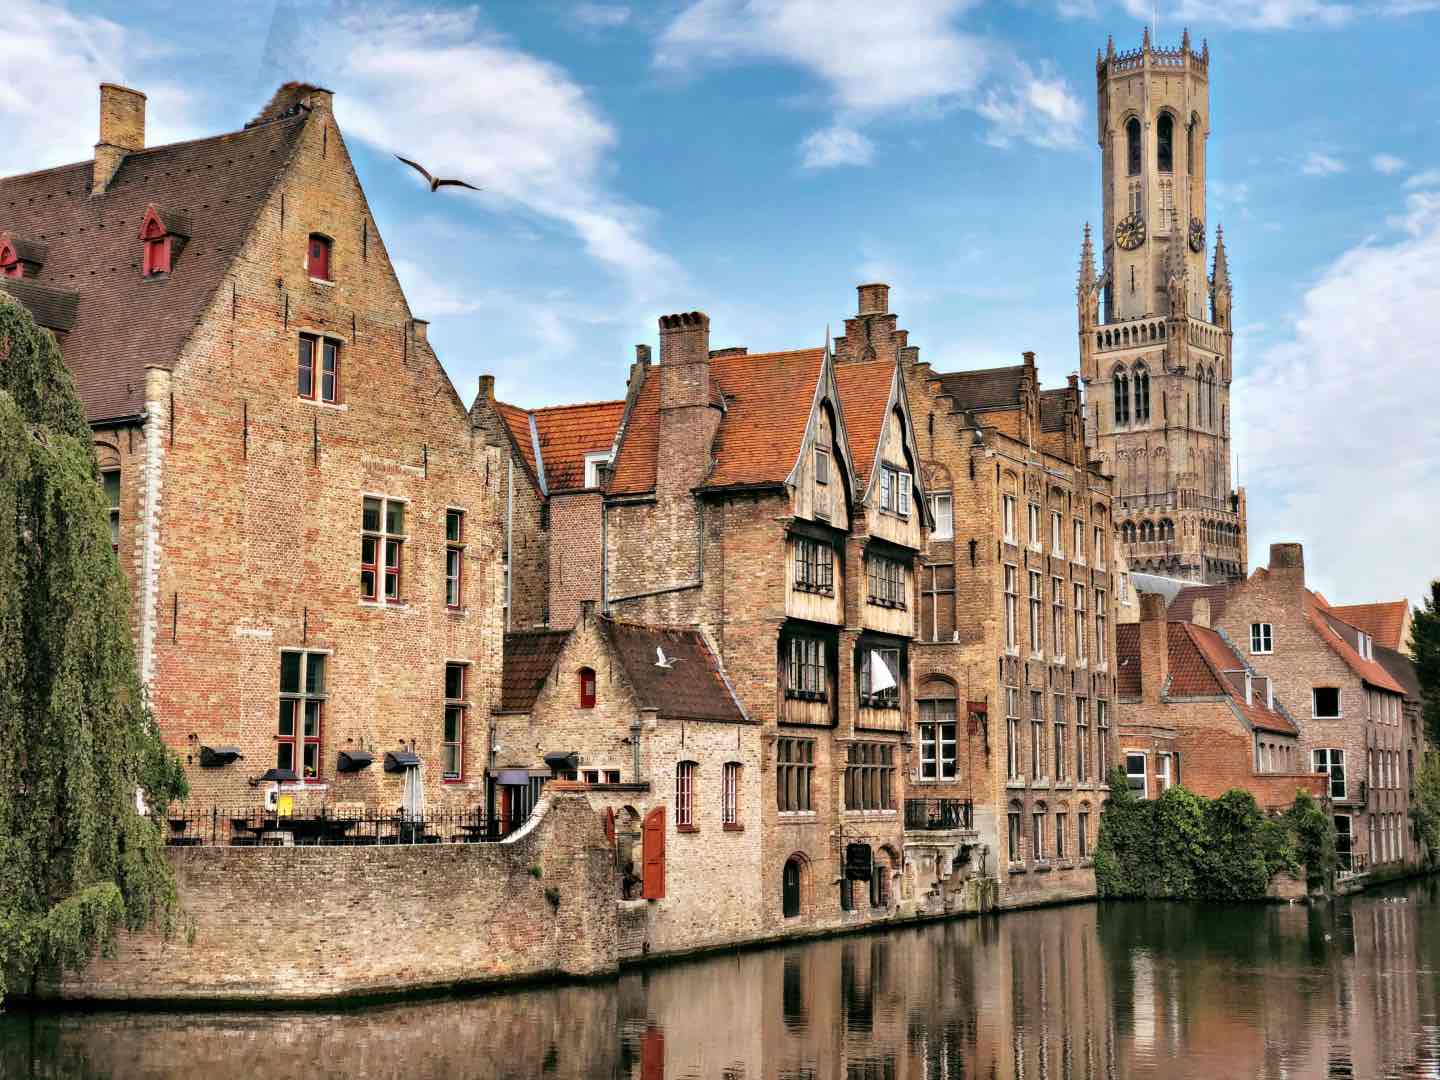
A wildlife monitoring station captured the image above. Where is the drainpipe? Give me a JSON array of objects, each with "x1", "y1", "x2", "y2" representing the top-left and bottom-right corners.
[
  {"x1": 630, "y1": 717, "x2": 642, "y2": 781},
  {"x1": 505, "y1": 457, "x2": 513, "y2": 632}
]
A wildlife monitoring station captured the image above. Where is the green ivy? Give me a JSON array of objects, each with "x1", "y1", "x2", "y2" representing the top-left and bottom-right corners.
[
  {"x1": 1095, "y1": 766, "x2": 1326, "y2": 901},
  {"x1": 0, "y1": 297, "x2": 187, "y2": 1003}
]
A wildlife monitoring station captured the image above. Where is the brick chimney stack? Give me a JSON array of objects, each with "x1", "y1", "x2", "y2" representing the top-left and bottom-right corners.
[
  {"x1": 657, "y1": 311, "x2": 720, "y2": 495},
  {"x1": 93, "y1": 84, "x2": 146, "y2": 195},
  {"x1": 857, "y1": 283, "x2": 890, "y2": 315},
  {"x1": 1267, "y1": 542, "x2": 1306, "y2": 590},
  {"x1": 1139, "y1": 592, "x2": 1170, "y2": 703}
]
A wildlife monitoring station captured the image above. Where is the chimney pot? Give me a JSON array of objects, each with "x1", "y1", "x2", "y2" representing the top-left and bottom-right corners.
[
  {"x1": 635, "y1": 344, "x2": 651, "y2": 366},
  {"x1": 93, "y1": 84, "x2": 146, "y2": 195},
  {"x1": 411, "y1": 318, "x2": 429, "y2": 344},
  {"x1": 857, "y1": 283, "x2": 890, "y2": 316},
  {"x1": 1139, "y1": 592, "x2": 1170, "y2": 703}
]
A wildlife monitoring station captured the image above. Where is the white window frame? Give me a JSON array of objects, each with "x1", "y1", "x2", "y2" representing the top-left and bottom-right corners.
[
  {"x1": 1051, "y1": 576, "x2": 1066, "y2": 661},
  {"x1": 583, "y1": 450, "x2": 613, "y2": 489},
  {"x1": 1155, "y1": 752, "x2": 1172, "y2": 793},
  {"x1": 1314, "y1": 748, "x2": 1346, "y2": 800},
  {"x1": 1003, "y1": 565, "x2": 1019, "y2": 653},
  {"x1": 1073, "y1": 584, "x2": 1087, "y2": 664},
  {"x1": 1028, "y1": 503, "x2": 1042, "y2": 551},
  {"x1": 1094, "y1": 525, "x2": 1106, "y2": 570},
  {"x1": 1028, "y1": 571, "x2": 1043, "y2": 657},
  {"x1": 1073, "y1": 518, "x2": 1086, "y2": 565},
  {"x1": 1002, "y1": 494, "x2": 1017, "y2": 544},
  {"x1": 928, "y1": 493, "x2": 953, "y2": 540},
  {"x1": 722, "y1": 762, "x2": 741, "y2": 827},
  {"x1": 1250, "y1": 623, "x2": 1273, "y2": 654},
  {"x1": 1125, "y1": 752, "x2": 1148, "y2": 798},
  {"x1": 1313, "y1": 687, "x2": 1343, "y2": 720},
  {"x1": 676, "y1": 760, "x2": 697, "y2": 828},
  {"x1": 1051, "y1": 511, "x2": 1064, "y2": 557},
  {"x1": 1095, "y1": 589, "x2": 1108, "y2": 669}
]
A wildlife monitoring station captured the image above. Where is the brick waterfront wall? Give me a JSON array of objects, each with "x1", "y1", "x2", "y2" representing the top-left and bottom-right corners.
[{"x1": 32, "y1": 793, "x2": 617, "y2": 1002}]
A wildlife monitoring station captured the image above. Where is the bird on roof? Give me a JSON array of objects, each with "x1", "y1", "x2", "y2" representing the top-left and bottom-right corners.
[{"x1": 394, "y1": 156, "x2": 481, "y2": 193}]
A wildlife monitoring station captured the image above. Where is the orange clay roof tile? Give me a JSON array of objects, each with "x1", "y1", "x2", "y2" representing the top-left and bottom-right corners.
[{"x1": 1327, "y1": 600, "x2": 1409, "y2": 651}]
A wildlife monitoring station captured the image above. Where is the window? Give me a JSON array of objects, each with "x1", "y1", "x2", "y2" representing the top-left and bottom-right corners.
[
  {"x1": 1157, "y1": 113, "x2": 1174, "y2": 173},
  {"x1": 1313, "y1": 687, "x2": 1342, "y2": 719},
  {"x1": 869, "y1": 854, "x2": 889, "y2": 909},
  {"x1": 1008, "y1": 805, "x2": 1023, "y2": 863},
  {"x1": 139, "y1": 212, "x2": 171, "y2": 277},
  {"x1": 1314, "y1": 748, "x2": 1346, "y2": 800},
  {"x1": 1051, "y1": 512, "x2": 1064, "y2": 556},
  {"x1": 1052, "y1": 577, "x2": 1065, "y2": 658},
  {"x1": 1155, "y1": 752, "x2": 1172, "y2": 793},
  {"x1": 1055, "y1": 812, "x2": 1068, "y2": 859},
  {"x1": 445, "y1": 509, "x2": 465, "y2": 609},
  {"x1": 1028, "y1": 571, "x2": 1043, "y2": 654},
  {"x1": 1095, "y1": 590, "x2": 1108, "y2": 668},
  {"x1": 1094, "y1": 526, "x2": 1106, "y2": 570},
  {"x1": 1003, "y1": 565, "x2": 1019, "y2": 652},
  {"x1": 1114, "y1": 369, "x2": 1130, "y2": 424},
  {"x1": 845, "y1": 743, "x2": 895, "y2": 810},
  {"x1": 1126, "y1": 752, "x2": 1147, "y2": 797},
  {"x1": 1075, "y1": 698, "x2": 1088, "y2": 782},
  {"x1": 1251, "y1": 623, "x2": 1273, "y2": 654},
  {"x1": 794, "y1": 537, "x2": 834, "y2": 595},
  {"x1": 1126, "y1": 116, "x2": 1142, "y2": 176},
  {"x1": 1007, "y1": 694, "x2": 1022, "y2": 782},
  {"x1": 815, "y1": 445, "x2": 830, "y2": 486},
  {"x1": 867, "y1": 555, "x2": 906, "y2": 608},
  {"x1": 1097, "y1": 701, "x2": 1110, "y2": 770},
  {"x1": 676, "y1": 762, "x2": 697, "y2": 830},
  {"x1": 1002, "y1": 494, "x2": 1017, "y2": 544},
  {"x1": 880, "y1": 466, "x2": 911, "y2": 517},
  {"x1": 1032, "y1": 807, "x2": 1047, "y2": 861},
  {"x1": 1134, "y1": 366, "x2": 1151, "y2": 422},
  {"x1": 102, "y1": 470, "x2": 121, "y2": 552},
  {"x1": 787, "y1": 637, "x2": 828, "y2": 700},
  {"x1": 361, "y1": 496, "x2": 405, "y2": 602},
  {"x1": 929, "y1": 493, "x2": 953, "y2": 540},
  {"x1": 0, "y1": 241, "x2": 20, "y2": 279},
  {"x1": 1073, "y1": 519, "x2": 1085, "y2": 564},
  {"x1": 1078, "y1": 808, "x2": 1090, "y2": 858},
  {"x1": 583, "y1": 451, "x2": 613, "y2": 489},
  {"x1": 1335, "y1": 814, "x2": 1353, "y2": 872},
  {"x1": 783, "y1": 857, "x2": 805, "y2": 918},
  {"x1": 443, "y1": 662, "x2": 467, "y2": 780},
  {"x1": 605, "y1": 769, "x2": 620, "y2": 784},
  {"x1": 777, "y1": 738, "x2": 815, "y2": 812},
  {"x1": 1030, "y1": 692, "x2": 1045, "y2": 783},
  {"x1": 1357, "y1": 632, "x2": 1373, "y2": 661},
  {"x1": 278, "y1": 650, "x2": 326, "y2": 779},
  {"x1": 918, "y1": 686, "x2": 958, "y2": 781},
  {"x1": 1074, "y1": 584, "x2": 1087, "y2": 663},
  {"x1": 299, "y1": 333, "x2": 340, "y2": 403},
  {"x1": 1158, "y1": 178, "x2": 1174, "y2": 234},
  {"x1": 1053, "y1": 711, "x2": 1067, "y2": 783},
  {"x1": 307, "y1": 234, "x2": 332, "y2": 281},
  {"x1": 579, "y1": 667, "x2": 596, "y2": 709},
  {"x1": 859, "y1": 647, "x2": 901, "y2": 709},
  {"x1": 723, "y1": 762, "x2": 742, "y2": 828}
]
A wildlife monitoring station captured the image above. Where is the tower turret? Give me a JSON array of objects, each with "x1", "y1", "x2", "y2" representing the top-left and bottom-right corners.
[{"x1": 1210, "y1": 226, "x2": 1232, "y2": 330}]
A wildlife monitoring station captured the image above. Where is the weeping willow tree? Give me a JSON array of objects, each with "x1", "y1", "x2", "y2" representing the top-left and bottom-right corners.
[{"x1": 0, "y1": 296, "x2": 187, "y2": 1002}]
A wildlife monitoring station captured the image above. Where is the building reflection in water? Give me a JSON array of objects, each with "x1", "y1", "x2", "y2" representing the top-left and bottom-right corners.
[{"x1": 4, "y1": 879, "x2": 1440, "y2": 1080}]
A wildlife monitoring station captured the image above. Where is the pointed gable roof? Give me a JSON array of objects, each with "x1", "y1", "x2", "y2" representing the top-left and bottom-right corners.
[
  {"x1": 599, "y1": 619, "x2": 748, "y2": 723},
  {"x1": 0, "y1": 112, "x2": 309, "y2": 422},
  {"x1": 494, "y1": 398, "x2": 625, "y2": 495},
  {"x1": 500, "y1": 630, "x2": 571, "y2": 712},
  {"x1": 1307, "y1": 591, "x2": 1405, "y2": 694},
  {"x1": 833, "y1": 359, "x2": 895, "y2": 485}
]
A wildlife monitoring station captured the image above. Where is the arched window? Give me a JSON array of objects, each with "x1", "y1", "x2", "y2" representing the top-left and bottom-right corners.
[
  {"x1": 1121, "y1": 521, "x2": 1136, "y2": 544},
  {"x1": 782, "y1": 854, "x2": 809, "y2": 918},
  {"x1": 140, "y1": 211, "x2": 172, "y2": 277},
  {"x1": 0, "y1": 241, "x2": 20, "y2": 279},
  {"x1": 1140, "y1": 520, "x2": 1155, "y2": 543},
  {"x1": 579, "y1": 667, "x2": 596, "y2": 709},
  {"x1": 1157, "y1": 113, "x2": 1174, "y2": 173},
  {"x1": 1113, "y1": 367, "x2": 1130, "y2": 424},
  {"x1": 1134, "y1": 364, "x2": 1151, "y2": 422},
  {"x1": 1007, "y1": 801, "x2": 1024, "y2": 863},
  {"x1": 1126, "y1": 117, "x2": 1142, "y2": 177},
  {"x1": 307, "y1": 234, "x2": 332, "y2": 282}
]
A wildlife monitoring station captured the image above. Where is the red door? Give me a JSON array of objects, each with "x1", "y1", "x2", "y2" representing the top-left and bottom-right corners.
[{"x1": 641, "y1": 806, "x2": 666, "y2": 900}]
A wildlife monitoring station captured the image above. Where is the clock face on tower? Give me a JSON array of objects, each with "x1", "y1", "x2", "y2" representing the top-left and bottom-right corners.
[
  {"x1": 1189, "y1": 216, "x2": 1206, "y2": 253},
  {"x1": 1116, "y1": 212, "x2": 1146, "y2": 251}
]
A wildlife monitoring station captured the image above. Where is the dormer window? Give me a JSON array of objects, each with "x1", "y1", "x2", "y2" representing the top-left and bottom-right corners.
[
  {"x1": 139, "y1": 208, "x2": 172, "y2": 277},
  {"x1": 583, "y1": 451, "x2": 613, "y2": 489},
  {"x1": 0, "y1": 241, "x2": 20, "y2": 279},
  {"x1": 307, "y1": 234, "x2": 332, "y2": 282}
]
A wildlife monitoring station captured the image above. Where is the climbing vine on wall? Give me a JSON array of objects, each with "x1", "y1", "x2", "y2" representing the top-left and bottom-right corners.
[
  {"x1": 0, "y1": 297, "x2": 187, "y2": 1002},
  {"x1": 1094, "y1": 766, "x2": 1327, "y2": 901}
]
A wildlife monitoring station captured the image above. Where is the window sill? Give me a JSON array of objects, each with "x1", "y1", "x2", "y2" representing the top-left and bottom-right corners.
[
  {"x1": 299, "y1": 397, "x2": 348, "y2": 411},
  {"x1": 1056, "y1": 859, "x2": 1075, "y2": 870},
  {"x1": 778, "y1": 811, "x2": 818, "y2": 822},
  {"x1": 785, "y1": 691, "x2": 828, "y2": 703},
  {"x1": 308, "y1": 277, "x2": 336, "y2": 288},
  {"x1": 446, "y1": 606, "x2": 468, "y2": 617},
  {"x1": 677, "y1": 824, "x2": 699, "y2": 834},
  {"x1": 723, "y1": 822, "x2": 744, "y2": 832},
  {"x1": 1007, "y1": 862, "x2": 1027, "y2": 875},
  {"x1": 359, "y1": 600, "x2": 411, "y2": 611},
  {"x1": 1007, "y1": 778, "x2": 1027, "y2": 789},
  {"x1": 1005, "y1": 647, "x2": 1020, "y2": 658},
  {"x1": 843, "y1": 809, "x2": 898, "y2": 819},
  {"x1": 1034, "y1": 861, "x2": 1052, "y2": 873},
  {"x1": 931, "y1": 533, "x2": 953, "y2": 543},
  {"x1": 1312, "y1": 716, "x2": 1344, "y2": 722}
]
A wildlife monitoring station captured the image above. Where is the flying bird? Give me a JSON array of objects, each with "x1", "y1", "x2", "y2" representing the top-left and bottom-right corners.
[
  {"x1": 655, "y1": 647, "x2": 676, "y2": 669},
  {"x1": 394, "y1": 156, "x2": 481, "y2": 193}
]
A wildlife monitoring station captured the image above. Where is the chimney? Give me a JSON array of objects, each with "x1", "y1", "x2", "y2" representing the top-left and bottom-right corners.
[
  {"x1": 1191, "y1": 597, "x2": 1210, "y2": 629},
  {"x1": 857, "y1": 283, "x2": 890, "y2": 315},
  {"x1": 635, "y1": 344, "x2": 652, "y2": 366},
  {"x1": 1139, "y1": 592, "x2": 1170, "y2": 703},
  {"x1": 93, "y1": 84, "x2": 146, "y2": 195},
  {"x1": 411, "y1": 318, "x2": 429, "y2": 344},
  {"x1": 1267, "y1": 542, "x2": 1306, "y2": 589},
  {"x1": 658, "y1": 311, "x2": 711, "y2": 411},
  {"x1": 477, "y1": 374, "x2": 495, "y2": 404},
  {"x1": 656, "y1": 310, "x2": 720, "y2": 496}
]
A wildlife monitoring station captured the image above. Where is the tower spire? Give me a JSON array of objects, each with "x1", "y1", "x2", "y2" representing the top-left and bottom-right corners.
[
  {"x1": 1078, "y1": 222, "x2": 1096, "y2": 290},
  {"x1": 1210, "y1": 226, "x2": 1232, "y2": 328}
]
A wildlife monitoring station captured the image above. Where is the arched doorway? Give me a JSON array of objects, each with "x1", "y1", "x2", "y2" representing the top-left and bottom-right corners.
[{"x1": 782, "y1": 853, "x2": 810, "y2": 919}]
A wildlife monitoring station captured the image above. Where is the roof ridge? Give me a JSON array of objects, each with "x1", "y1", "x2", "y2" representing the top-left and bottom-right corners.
[
  {"x1": 932, "y1": 362, "x2": 1026, "y2": 378},
  {"x1": 529, "y1": 398, "x2": 625, "y2": 413}
]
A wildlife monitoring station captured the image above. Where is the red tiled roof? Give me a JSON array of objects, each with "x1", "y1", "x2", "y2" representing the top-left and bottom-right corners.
[
  {"x1": 532, "y1": 400, "x2": 624, "y2": 492},
  {"x1": 1306, "y1": 591, "x2": 1405, "y2": 694},
  {"x1": 500, "y1": 630, "x2": 570, "y2": 712},
  {"x1": 1116, "y1": 623, "x2": 1141, "y2": 696},
  {"x1": 833, "y1": 360, "x2": 896, "y2": 487},
  {"x1": 1328, "y1": 600, "x2": 1409, "y2": 651},
  {"x1": 601, "y1": 620, "x2": 747, "y2": 723},
  {"x1": 494, "y1": 400, "x2": 537, "y2": 480},
  {"x1": 609, "y1": 348, "x2": 825, "y2": 495},
  {"x1": 0, "y1": 114, "x2": 308, "y2": 422}
]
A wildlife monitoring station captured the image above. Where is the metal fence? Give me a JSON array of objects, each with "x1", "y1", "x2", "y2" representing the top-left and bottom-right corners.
[
  {"x1": 904, "y1": 798, "x2": 974, "y2": 831},
  {"x1": 157, "y1": 806, "x2": 522, "y2": 847}
]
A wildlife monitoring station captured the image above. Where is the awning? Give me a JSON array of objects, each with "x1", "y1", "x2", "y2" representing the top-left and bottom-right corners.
[
  {"x1": 497, "y1": 769, "x2": 531, "y2": 785},
  {"x1": 384, "y1": 750, "x2": 422, "y2": 773},
  {"x1": 543, "y1": 750, "x2": 579, "y2": 773},
  {"x1": 337, "y1": 750, "x2": 374, "y2": 773},
  {"x1": 199, "y1": 746, "x2": 243, "y2": 768}
]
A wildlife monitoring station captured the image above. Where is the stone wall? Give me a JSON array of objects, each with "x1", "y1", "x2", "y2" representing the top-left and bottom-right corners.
[{"x1": 32, "y1": 793, "x2": 617, "y2": 1003}]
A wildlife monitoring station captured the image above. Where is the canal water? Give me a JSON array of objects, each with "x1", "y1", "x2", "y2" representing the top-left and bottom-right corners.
[{"x1": 4, "y1": 878, "x2": 1438, "y2": 1079}]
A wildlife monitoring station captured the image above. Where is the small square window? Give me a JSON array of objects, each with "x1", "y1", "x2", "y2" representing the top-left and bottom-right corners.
[
  {"x1": 307, "y1": 234, "x2": 332, "y2": 282},
  {"x1": 1250, "y1": 623, "x2": 1273, "y2": 654},
  {"x1": 1313, "y1": 687, "x2": 1341, "y2": 719}
]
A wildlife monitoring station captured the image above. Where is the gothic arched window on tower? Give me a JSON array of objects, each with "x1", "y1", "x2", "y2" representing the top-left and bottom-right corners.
[
  {"x1": 1113, "y1": 369, "x2": 1130, "y2": 425},
  {"x1": 1134, "y1": 365, "x2": 1151, "y2": 422},
  {"x1": 1187, "y1": 116, "x2": 1198, "y2": 177},
  {"x1": 1127, "y1": 118, "x2": 1142, "y2": 177},
  {"x1": 1157, "y1": 114, "x2": 1174, "y2": 173}
]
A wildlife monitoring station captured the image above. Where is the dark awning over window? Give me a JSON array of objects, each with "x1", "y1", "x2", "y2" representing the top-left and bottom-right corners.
[
  {"x1": 384, "y1": 750, "x2": 422, "y2": 773},
  {"x1": 543, "y1": 751, "x2": 579, "y2": 773},
  {"x1": 258, "y1": 767, "x2": 299, "y2": 783},
  {"x1": 199, "y1": 746, "x2": 242, "y2": 768},
  {"x1": 337, "y1": 750, "x2": 374, "y2": 773}
]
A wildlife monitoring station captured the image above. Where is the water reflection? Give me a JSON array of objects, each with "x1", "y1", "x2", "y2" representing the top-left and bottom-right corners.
[{"x1": 4, "y1": 879, "x2": 1439, "y2": 1079}]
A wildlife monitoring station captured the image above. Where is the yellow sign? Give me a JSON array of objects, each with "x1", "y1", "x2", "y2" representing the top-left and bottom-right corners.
[{"x1": 276, "y1": 794, "x2": 294, "y2": 817}]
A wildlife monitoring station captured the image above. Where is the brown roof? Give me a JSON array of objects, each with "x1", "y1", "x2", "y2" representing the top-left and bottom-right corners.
[
  {"x1": 1039, "y1": 388, "x2": 1070, "y2": 433},
  {"x1": 0, "y1": 113, "x2": 308, "y2": 422},
  {"x1": 1116, "y1": 623, "x2": 1141, "y2": 696},
  {"x1": 1167, "y1": 583, "x2": 1233, "y2": 623},
  {"x1": 933, "y1": 364, "x2": 1024, "y2": 414},
  {"x1": 600, "y1": 620, "x2": 746, "y2": 723},
  {"x1": 833, "y1": 360, "x2": 896, "y2": 486},
  {"x1": 532, "y1": 400, "x2": 624, "y2": 492},
  {"x1": 1328, "y1": 600, "x2": 1409, "y2": 651},
  {"x1": 0, "y1": 279, "x2": 79, "y2": 332},
  {"x1": 1307, "y1": 591, "x2": 1406, "y2": 694},
  {"x1": 609, "y1": 348, "x2": 825, "y2": 496},
  {"x1": 1375, "y1": 644, "x2": 1422, "y2": 702},
  {"x1": 500, "y1": 630, "x2": 569, "y2": 712}
]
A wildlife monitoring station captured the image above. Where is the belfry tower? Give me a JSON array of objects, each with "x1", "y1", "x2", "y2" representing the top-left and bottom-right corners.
[{"x1": 1077, "y1": 29, "x2": 1247, "y2": 583}]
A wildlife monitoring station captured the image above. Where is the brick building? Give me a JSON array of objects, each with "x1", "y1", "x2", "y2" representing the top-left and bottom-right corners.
[
  {"x1": 1115, "y1": 593, "x2": 1324, "y2": 810},
  {"x1": 1168, "y1": 544, "x2": 1415, "y2": 876},
  {"x1": 902, "y1": 331, "x2": 1119, "y2": 909},
  {"x1": 0, "y1": 83, "x2": 503, "y2": 811}
]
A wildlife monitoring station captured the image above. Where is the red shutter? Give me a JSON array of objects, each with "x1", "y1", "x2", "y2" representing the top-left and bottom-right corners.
[
  {"x1": 641, "y1": 806, "x2": 665, "y2": 900},
  {"x1": 603, "y1": 807, "x2": 616, "y2": 846},
  {"x1": 640, "y1": 1026, "x2": 665, "y2": 1080}
]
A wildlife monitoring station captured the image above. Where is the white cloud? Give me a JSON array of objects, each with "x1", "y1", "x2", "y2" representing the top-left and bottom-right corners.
[
  {"x1": 1117, "y1": 0, "x2": 1355, "y2": 28},
  {"x1": 799, "y1": 125, "x2": 875, "y2": 168},
  {"x1": 1235, "y1": 196, "x2": 1440, "y2": 604},
  {"x1": 1056, "y1": 0, "x2": 1099, "y2": 16},
  {"x1": 1301, "y1": 151, "x2": 1347, "y2": 176},
  {"x1": 571, "y1": 3, "x2": 631, "y2": 28},
  {"x1": 1, "y1": 0, "x2": 203, "y2": 174},
  {"x1": 656, "y1": 0, "x2": 1083, "y2": 161},
  {"x1": 1403, "y1": 168, "x2": 1440, "y2": 190},
  {"x1": 1371, "y1": 152, "x2": 1406, "y2": 175}
]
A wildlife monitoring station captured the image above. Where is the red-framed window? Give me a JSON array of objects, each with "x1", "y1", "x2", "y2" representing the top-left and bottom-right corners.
[
  {"x1": 0, "y1": 241, "x2": 20, "y2": 279},
  {"x1": 298, "y1": 333, "x2": 340, "y2": 403},
  {"x1": 443, "y1": 662, "x2": 467, "y2": 780},
  {"x1": 445, "y1": 509, "x2": 465, "y2": 609},
  {"x1": 278, "y1": 650, "x2": 326, "y2": 780},
  {"x1": 307, "y1": 234, "x2": 332, "y2": 282},
  {"x1": 723, "y1": 762, "x2": 742, "y2": 829},
  {"x1": 361, "y1": 496, "x2": 405, "y2": 602},
  {"x1": 676, "y1": 761, "x2": 697, "y2": 831},
  {"x1": 579, "y1": 667, "x2": 596, "y2": 709},
  {"x1": 139, "y1": 211, "x2": 172, "y2": 276}
]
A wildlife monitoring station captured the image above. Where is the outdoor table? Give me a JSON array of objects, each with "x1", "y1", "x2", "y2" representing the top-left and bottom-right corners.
[{"x1": 456, "y1": 822, "x2": 491, "y2": 843}]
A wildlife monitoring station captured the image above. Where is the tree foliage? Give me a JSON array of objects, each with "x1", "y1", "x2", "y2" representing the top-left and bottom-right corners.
[
  {"x1": 1411, "y1": 754, "x2": 1440, "y2": 867},
  {"x1": 1094, "y1": 766, "x2": 1327, "y2": 901},
  {"x1": 0, "y1": 297, "x2": 187, "y2": 1002},
  {"x1": 1412, "y1": 581, "x2": 1440, "y2": 749}
]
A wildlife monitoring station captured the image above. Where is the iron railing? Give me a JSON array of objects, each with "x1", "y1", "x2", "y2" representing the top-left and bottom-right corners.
[
  {"x1": 157, "y1": 806, "x2": 523, "y2": 847},
  {"x1": 904, "y1": 798, "x2": 974, "y2": 831}
]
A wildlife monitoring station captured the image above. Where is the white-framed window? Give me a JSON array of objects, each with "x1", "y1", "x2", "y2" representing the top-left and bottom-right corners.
[
  {"x1": 1357, "y1": 632, "x2": 1373, "y2": 660},
  {"x1": 102, "y1": 470, "x2": 121, "y2": 552},
  {"x1": 1095, "y1": 589, "x2": 1108, "y2": 668},
  {"x1": 1073, "y1": 584, "x2": 1087, "y2": 663},
  {"x1": 445, "y1": 508, "x2": 465, "y2": 609},
  {"x1": 1313, "y1": 687, "x2": 1342, "y2": 719},
  {"x1": 1008, "y1": 805, "x2": 1022, "y2": 863},
  {"x1": 1003, "y1": 565, "x2": 1019, "y2": 652},
  {"x1": 918, "y1": 697, "x2": 958, "y2": 781},
  {"x1": 786, "y1": 636, "x2": 828, "y2": 700},
  {"x1": 1051, "y1": 511, "x2": 1064, "y2": 556},
  {"x1": 1125, "y1": 752, "x2": 1148, "y2": 798},
  {"x1": 794, "y1": 536, "x2": 835, "y2": 595},
  {"x1": 1030, "y1": 697, "x2": 1045, "y2": 783},
  {"x1": 1314, "y1": 748, "x2": 1346, "y2": 800},
  {"x1": 676, "y1": 761, "x2": 697, "y2": 829},
  {"x1": 1028, "y1": 503, "x2": 1042, "y2": 551},
  {"x1": 858, "y1": 648, "x2": 901, "y2": 709},
  {"x1": 723, "y1": 762, "x2": 742, "y2": 827},
  {"x1": 1053, "y1": 711, "x2": 1068, "y2": 782},
  {"x1": 928, "y1": 493, "x2": 953, "y2": 540},
  {"x1": 583, "y1": 450, "x2": 613, "y2": 489},
  {"x1": 1073, "y1": 519, "x2": 1085, "y2": 564},
  {"x1": 1097, "y1": 700, "x2": 1110, "y2": 769},
  {"x1": 1007, "y1": 713, "x2": 1022, "y2": 782},
  {"x1": 443, "y1": 661, "x2": 468, "y2": 780},
  {"x1": 1075, "y1": 698, "x2": 1088, "y2": 782},
  {"x1": 866, "y1": 555, "x2": 907, "y2": 609},
  {"x1": 1094, "y1": 525, "x2": 1106, "y2": 570},
  {"x1": 814, "y1": 445, "x2": 830, "y2": 486},
  {"x1": 1250, "y1": 623, "x2": 1273, "y2": 654},
  {"x1": 1028, "y1": 571, "x2": 1043, "y2": 655},
  {"x1": 1155, "y1": 752, "x2": 1172, "y2": 793},
  {"x1": 1002, "y1": 494, "x2": 1017, "y2": 544},
  {"x1": 880, "y1": 466, "x2": 911, "y2": 517},
  {"x1": 1052, "y1": 576, "x2": 1066, "y2": 659}
]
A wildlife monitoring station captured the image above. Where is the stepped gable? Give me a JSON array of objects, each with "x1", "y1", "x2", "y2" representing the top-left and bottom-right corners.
[
  {"x1": 500, "y1": 630, "x2": 571, "y2": 712},
  {"x1": 833, "y1": 359, "x2": 896, "y2": 483},
  {"x1": 1328, "y1": 600, "x2": 1409, "y2": 652},
  {"x1": 600, "y1": 619, "x2": 747, "y2": 723},
  {"x1": 0, "y1": 113, "x2": 309, "y2": 422}
]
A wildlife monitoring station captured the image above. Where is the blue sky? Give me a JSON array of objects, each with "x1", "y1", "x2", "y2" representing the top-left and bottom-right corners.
[{"x1": 8, "y1": 0, "x2": 1440, "y2": 607}]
